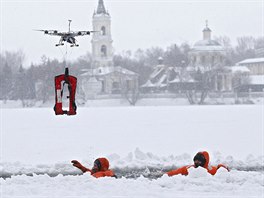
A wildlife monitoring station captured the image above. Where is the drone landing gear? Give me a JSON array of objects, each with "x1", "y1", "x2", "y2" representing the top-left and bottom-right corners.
[
  {"x1": 55, "y1": 43, "x2": 64, "y2": 47},
  {"x1": 54, "y1": 68, "x2": 77, "y2": 116}
]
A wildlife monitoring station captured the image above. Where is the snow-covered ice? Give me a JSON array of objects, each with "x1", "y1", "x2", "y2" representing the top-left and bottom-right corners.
[{"x1": 1, "y1": 105, "x2": 264, "y2": 197}]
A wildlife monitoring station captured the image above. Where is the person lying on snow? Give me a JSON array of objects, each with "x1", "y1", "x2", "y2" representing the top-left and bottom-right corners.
[
  {"x1": 166, "y1": 151, "x2": 229, "y2": 176},
  {"x1": 71, "y1": 157, "x2": 116, "y2": 178}
]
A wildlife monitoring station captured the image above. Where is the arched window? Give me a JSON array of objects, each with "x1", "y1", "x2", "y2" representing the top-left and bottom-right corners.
[
  {"x1": 101, "y1": 26, "x2": 106, "y2": 35},
  {"x1": 101, "y1": 45, "x2": 107, "y2": 57},
  {"x1": 219, "y1": 56, "x2": 223, "y2": 63},
  {"x1": 211, "y1": 56, "x2": 215, "y2": 65},
  {"x1": 201, "y1": 56, "x2": 205, "y2": 64},
  {"x1": 193, "y1": 56, "x2": 196, "y2": 63}
]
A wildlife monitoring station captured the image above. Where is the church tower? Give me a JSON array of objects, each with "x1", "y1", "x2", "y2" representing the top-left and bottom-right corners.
[
  {"x1": 91, "y1": 0, "x2": 113, "y2": 68},
  {"x1": 203, "y1": 20, "x2": 212, "y2": 40}
]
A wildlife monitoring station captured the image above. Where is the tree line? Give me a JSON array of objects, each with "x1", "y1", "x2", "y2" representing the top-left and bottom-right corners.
[{"x1": 0, "y1": 36, "x2": 263, "y2": 105}]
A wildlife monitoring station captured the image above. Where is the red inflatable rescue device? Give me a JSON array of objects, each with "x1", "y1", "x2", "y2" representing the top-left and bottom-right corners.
[{"x1": 54, "y1": 68, "x2": 77, "y2": 115}]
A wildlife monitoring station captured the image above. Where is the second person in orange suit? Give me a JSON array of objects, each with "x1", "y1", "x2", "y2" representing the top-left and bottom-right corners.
[
  {"x1": 71, "y1": 157, "x2": 116, "y2": 178},
  {"x1": 166, "y1": 151, "x2": 229, "y2": 176}
]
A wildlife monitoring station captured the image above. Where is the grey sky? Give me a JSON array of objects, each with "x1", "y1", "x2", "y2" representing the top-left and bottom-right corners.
[{"x1": 1, "y1": 0, "x2": 263, "y2": 66}]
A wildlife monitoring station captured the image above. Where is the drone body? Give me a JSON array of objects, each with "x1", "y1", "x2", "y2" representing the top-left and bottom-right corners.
[{"x1": 36, "y1": 20, "x2": 97, "y2": 47}]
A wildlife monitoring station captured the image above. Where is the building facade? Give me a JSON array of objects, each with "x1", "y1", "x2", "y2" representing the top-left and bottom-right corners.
[
  {"x1": 187, "y1": 22, "x2": 250, "y2": 92},
  {"x1": 188, "y1": 23, "x2": 226, "y2": 71},
  {"x1": 142, "y1": 22, "x2": 250, "y2": 94},
  {"x1": 236, "y1": 58, "x2": 264, "y2": 92},
  {"x1": 237, "y1": 58, "x2": 264, "y2": 75},
  {"x1": 91, "y1": 0, "x2": 113, "y2": 68},
  {"x1": 81, "y1": 0, "x2": 138, "y2": 99},
  {"x1": 187, "y1": 22, "x2": 232, "y2": 92}
]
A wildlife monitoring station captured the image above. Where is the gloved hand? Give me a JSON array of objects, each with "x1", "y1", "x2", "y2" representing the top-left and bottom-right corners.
[
  {"x1": 217, "y1": 164, "x2": 230, "y2": 172},
  {"x1": 71, "y1": 160, "x2": 82, "y2": 168},
  {"x1": 71, "y1": 160, "x2": 90, "y2": 173}
]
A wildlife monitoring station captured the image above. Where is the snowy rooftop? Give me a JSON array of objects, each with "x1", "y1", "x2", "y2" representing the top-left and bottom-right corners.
[
  {"x1": 203, "y1": 27, "x2": 211, "y2": 32},
  {"x1": 237, "y1": 58, "x2": 264, "y2": 65},
  {"x1": 93, "y1": 13, "x2": 110, "y2": 18},
  {"x1": 81, "y1": 66, "x2": 137, "y2": 76},
  {"x1": 141, "y1": 74, "x2": 167, "y2": 88},
  {"x1": 192, "y1": 39, "x2": 224, "y2": 52},
  {"x1": 192, "y1": 46, "x2": 225, "y2": 51},
  {"x1": 194, "y1": 39, "x2": 221, "y2": 47},
  {"x1": 250, "y1": 75, "x2": 264, "y2": 84},
  {"x1": 149, "y1": 67, "x2": 164, "y2": 79},
  {"x1": 141, "y1": 80, "x2": 156, "y2": 87},
  {"x1": 226, "y1": 66, "x2": 250, "y2": 73}
]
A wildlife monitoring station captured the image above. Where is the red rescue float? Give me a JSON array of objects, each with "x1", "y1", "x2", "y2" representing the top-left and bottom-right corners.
[{"x1": 54, "y1": 68, "x2": 77, "y2": 115}]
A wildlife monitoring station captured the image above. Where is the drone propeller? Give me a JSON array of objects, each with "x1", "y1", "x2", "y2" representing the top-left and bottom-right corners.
[
  {"x1": 34, "y1": 29, "x2": 46, "y2": 32},
  {"x1": 34, "y1": 29, "x2": 59, "y2": 34}
]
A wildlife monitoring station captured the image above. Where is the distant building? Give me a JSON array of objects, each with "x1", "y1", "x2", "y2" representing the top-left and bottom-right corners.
[
  {"x1": 141, "y1": 57, "x2": 193, "y2": 93},
  {"x1": 187, "y1": 22, "x2": 250, "y2": 92},
  {"x1": 237, "y1": 58, "x2": 264, "y2": 75},
  {"x1": 235, "y1": 58, "x2": 264, "y2": 92},
  {"x1": 256, "y1": 48, "x2": 264, "y2": 58},
  {"x1": 81, "y1": 0, "x2": 138, "y2": 99},
  {"x1": 142, "y1": 22, "x2": 251, "y2": 94},
  {"x1": 91, "y1": 0, "x2": 113, "y2": 68},
  {"x1": 188, "y1": 22, "x2": 226, "y2": 71}
]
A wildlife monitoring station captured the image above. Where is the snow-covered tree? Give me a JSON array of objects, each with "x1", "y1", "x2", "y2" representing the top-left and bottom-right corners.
[{"x1": 0, "y1": 62, "x2": 13, "y2": 100}]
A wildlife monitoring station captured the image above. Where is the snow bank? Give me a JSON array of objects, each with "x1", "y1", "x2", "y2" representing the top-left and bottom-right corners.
[
  {"x1": 1, "y1": 105, "x2": 263, "y2": 197},
  {"x1": 1, "y1": 148, "x2": 263, "y2": 179},
  {"x1": 1, "y1": 168, "x2": 263, "y2": 197}
]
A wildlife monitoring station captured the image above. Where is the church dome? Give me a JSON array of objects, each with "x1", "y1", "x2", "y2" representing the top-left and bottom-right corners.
[
  {"x1": 192, "y1": 39, "x2": 224, "y2": 51},
  {"x1": 191, "y1": 21, "x2": 225, "y2": 52}
]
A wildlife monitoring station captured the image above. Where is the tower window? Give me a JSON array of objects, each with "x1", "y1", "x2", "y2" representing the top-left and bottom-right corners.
[
  {"x1": 201, "y1": 56, "x2": 205, "y2": 64},
  {"x1": 101, "y1": 26, "x2": 106, "y2": 35},
  {"x1": 101, "y1": 45, "x2": 107, "y2": 57},
  {"x1": 193, "y1": 56, "x2": 196, "y2": 63},
  {"x1": 211, "y1": 56, "x2": 215, "y2": 65}
]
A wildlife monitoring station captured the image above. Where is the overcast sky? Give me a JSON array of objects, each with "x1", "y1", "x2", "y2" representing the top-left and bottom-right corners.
[{"x1": 1, "y1": 0, "x2": 263, "y2": 66}]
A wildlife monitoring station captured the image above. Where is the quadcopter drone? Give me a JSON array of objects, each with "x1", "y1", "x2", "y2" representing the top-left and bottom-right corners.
[{"x1": 35, "y1": 20, "x2": 97, "y2": 47}]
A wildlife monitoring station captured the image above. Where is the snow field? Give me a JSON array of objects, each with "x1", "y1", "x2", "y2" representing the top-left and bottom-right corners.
[
  {"x1": 1, "y1": 105, "x2": 263, "y2": 197},
  {"x1": 1, "y1": 168, "x2": 263, "y2": 197}
]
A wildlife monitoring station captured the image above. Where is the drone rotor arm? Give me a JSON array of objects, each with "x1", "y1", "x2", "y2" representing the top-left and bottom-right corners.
[
  {"x1": 34, "y1": 29, "x2": 61, "y2": 36},
  {"x1": 74, "y1": 30, "x2": 99, "y2": 36}
]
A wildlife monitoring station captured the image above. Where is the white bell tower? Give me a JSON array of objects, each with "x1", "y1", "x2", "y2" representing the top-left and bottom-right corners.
[{"x1": 91, "y1": 0, "x2": 113, "y2": 68}]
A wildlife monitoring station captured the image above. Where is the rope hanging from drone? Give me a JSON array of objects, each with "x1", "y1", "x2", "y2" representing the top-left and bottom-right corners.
[
  {"x1": 54, "y1": 42, "x2": 77, "y2": 116},
  {"x1": 35, "y1": 19, "x2": 96, "y2": 115}
]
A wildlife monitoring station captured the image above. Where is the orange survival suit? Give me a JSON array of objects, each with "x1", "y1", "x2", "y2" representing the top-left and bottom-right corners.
[
  {"x1": 71, "y1": 157, "x2": 116, "y2": 178},
  {"x1": 166, "y1": 151, "x2": 229, "y2": 176}
]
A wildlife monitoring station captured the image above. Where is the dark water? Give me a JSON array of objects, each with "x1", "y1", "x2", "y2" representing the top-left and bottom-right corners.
[{"x1": 1, "y1": 166, "x2": 263, "y2": 180}]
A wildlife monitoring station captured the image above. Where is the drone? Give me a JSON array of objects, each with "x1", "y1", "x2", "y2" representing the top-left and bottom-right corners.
[{"x1": 35, "y1": 20, "x2": 97, "y2": 47}]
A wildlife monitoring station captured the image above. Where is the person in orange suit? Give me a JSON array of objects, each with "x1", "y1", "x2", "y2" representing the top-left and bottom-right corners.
[
  {"x1": 166, "y1": 151, "x2": 229, "y2": 176},
  {"x1": 71, "y1": 157, "x2": 116, "y2": 178}
]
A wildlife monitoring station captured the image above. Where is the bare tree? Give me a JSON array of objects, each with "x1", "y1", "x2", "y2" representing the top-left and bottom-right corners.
[
  {"x1": 235, "y1": 36, "x2": 256, "y2": 61},
  {"x1": 254, "y1": 37, "x2": 264, "y2": 49},
  {"x1": 2, "y1": 50, "x2": 25, "y2": 73},
  {"x1": 0, "y1": 62, "x2": 13, "y2": 101}
]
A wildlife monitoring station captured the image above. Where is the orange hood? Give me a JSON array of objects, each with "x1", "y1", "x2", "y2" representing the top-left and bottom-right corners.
[
  {"x1": 98, "y1": 158, "x2": 110, "y2": 171},
  {"x1": 198, "y1": 151, "x2": 210, "y2": 168}
]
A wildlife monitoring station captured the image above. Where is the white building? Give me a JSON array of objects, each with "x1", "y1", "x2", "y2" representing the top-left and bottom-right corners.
[
  {"x1": 235, "y1": 58, "x2": 264, "y2": 91},
  {"x1": 81, "y1": 0, "x2": 138, "y2": 99},
  {"x1": 91, "y1": 0, "x2": 113, "y2": 68},
  {"x1": 188, "y1": 22, "x2": 226, "y2": 71},
  {"x1": 237, "y1": 58, "x2": 264, "y2": 75},
  {"x1": 188, "y1": 22, "x2": 249, "y2": 92}
]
